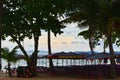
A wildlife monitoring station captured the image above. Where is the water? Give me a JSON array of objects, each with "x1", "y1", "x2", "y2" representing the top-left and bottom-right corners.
[
  {"x1": 1, "y1": 59, "x2": 26, "y2": 69},
  {"x1": 1, "y1": 58, "x2": 110, "y2": 69},
  {"x1": 1, "y1": 51, "x2": 111, "y2": 69}
]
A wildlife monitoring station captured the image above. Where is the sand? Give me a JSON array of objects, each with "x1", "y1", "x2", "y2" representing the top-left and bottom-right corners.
[
  {"x1": 0, "y1": 73, "x2": 81, "y2": 80},
  {"x1": 1, "y1": 72, "x2": 120, "y2": 80}
]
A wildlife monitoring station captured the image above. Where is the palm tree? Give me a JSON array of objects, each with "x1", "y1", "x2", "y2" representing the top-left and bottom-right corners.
[
  {"x1": 64, "y1": 0, "x2": 99, "y2": 55},
  {"x1": 47, "y1": 29, "x2": 54, "y2": 70},
  {"x1": 39, "y1": 0, "x2": 65, "y2": 71},
  {"x1": 1, "y1": 46, "x2": 19, "y2": 76},
  {"x1": 65, "y1": 0, "x2": 120, "y2": 78},
  {"x1": 95, "y1": 0, "x2": 120, "y2": 78}
]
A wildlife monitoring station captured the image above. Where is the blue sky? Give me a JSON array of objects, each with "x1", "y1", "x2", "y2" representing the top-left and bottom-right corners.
[{"x1": 2, "y1": 23, "x2": 120, "y2": 52}]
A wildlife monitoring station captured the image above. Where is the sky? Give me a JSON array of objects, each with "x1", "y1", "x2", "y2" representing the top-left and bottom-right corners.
[{"x1": 2, "y1": 23, "x2": 120, "y2": 53}]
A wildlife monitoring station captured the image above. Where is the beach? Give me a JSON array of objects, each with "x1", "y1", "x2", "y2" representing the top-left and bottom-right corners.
[
  {"x1": 0, "y1": 72, "x2": 85, "y2": 80},
  {"x1": 1, "y1": 72, "x2": 120, "y2": 80}
]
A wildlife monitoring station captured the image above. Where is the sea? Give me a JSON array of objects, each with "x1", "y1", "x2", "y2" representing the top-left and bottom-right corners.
[{"x1": 1, "y1": 50, "x2": 111, "y2": 69}]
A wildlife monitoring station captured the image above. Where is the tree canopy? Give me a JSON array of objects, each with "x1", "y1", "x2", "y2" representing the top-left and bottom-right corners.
[{"x1": 1, "y1": 0, "x2": 120, "y2": 78}]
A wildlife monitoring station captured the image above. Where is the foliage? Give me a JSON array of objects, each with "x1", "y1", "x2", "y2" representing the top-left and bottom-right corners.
[
  {"x1": 1, "y1": 46, "x2": 19, "y2": 63},
  {"x1": 1, "y1": 46, "x2": 19, "y2": 76},
  {"x1": 1, "y1": 0, "x2": 67, "y2": 76}
]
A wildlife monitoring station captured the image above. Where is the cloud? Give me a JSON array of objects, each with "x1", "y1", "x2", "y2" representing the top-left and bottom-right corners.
[
  {"x1": 4, "y1": 23, "x2": 118, "y2": 52},
  {"x1": 2, "y1": 37, "x2": 17, "y2": 50},
  {"x1": 80, "y1": 40, "x2": 89, "y2": 45},
  {"x1": 28, "y1": 44, "x2": 33, "y2": 48},
  {"x1": 71, "y1": 41, "x2": 80, "y2": 45},
  {"x1": 62, "y1": 42, "x2": 67, "y2": 44}
]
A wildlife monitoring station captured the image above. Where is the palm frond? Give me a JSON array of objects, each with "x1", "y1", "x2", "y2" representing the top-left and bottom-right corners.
[
  {"x1": 10, "y1": 46, "x2": 19, "y2": 55},
  {"x1": 62, "y1": 11, "x2": 87, "y2": 24},
  {"x1": 1, "y1": 46, "x2": 20, "y2": 64},
  {"x1": 78, "y1": 30, "x2": 89, "y2": 39},
  {"x1": 78, "y1": 20, "x2": 89, "y2": 29}
]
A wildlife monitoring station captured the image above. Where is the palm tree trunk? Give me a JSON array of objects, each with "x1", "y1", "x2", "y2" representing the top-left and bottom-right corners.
[
  {"x1": 107, "y1": 33, "x2": 116, "y2": 78},
  {"x1": 8, "y1": 63, "x2": 12, "y2": 77},
  {"x1": 89, "y1": 25, "x2": 94, "y2": 55},
  {"x1": 103, "y1": 39, "x2": 106, "y2": 53},
  {"x1": 0, "y1": 25, "x2": 1, "y2": 70},
  {"x1": 107, "y1": 19, "x2": 116, "y2": 78},
  {"x1": 0, "y1": 0, "x2": 3, "y2": 71},
  {"x1": 48, "y1": 29, "x2": 54, "y2": 70},
  {"x1": 89, "y1": 36, "x2": 94, "y2": 54}
]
